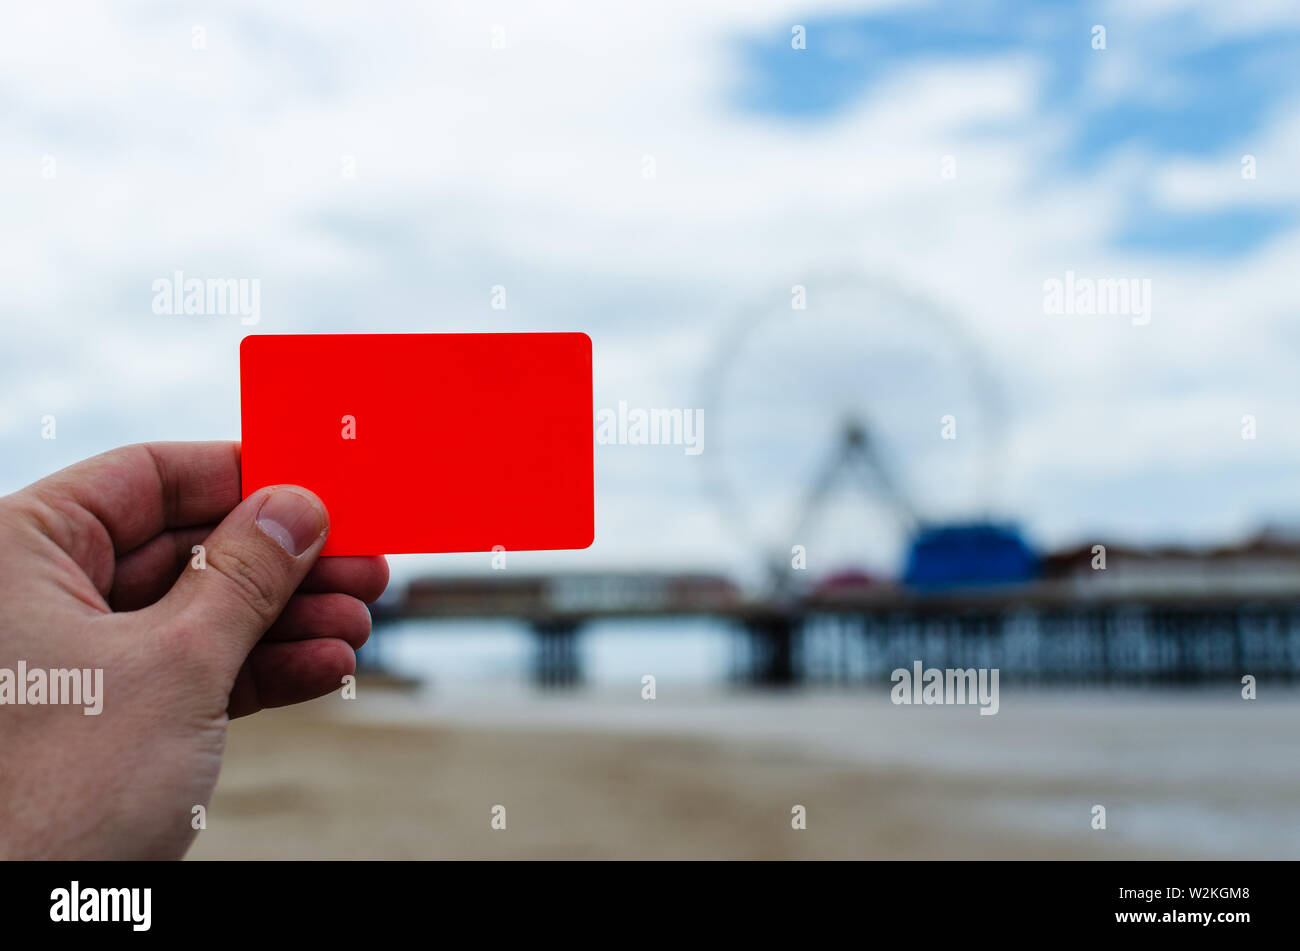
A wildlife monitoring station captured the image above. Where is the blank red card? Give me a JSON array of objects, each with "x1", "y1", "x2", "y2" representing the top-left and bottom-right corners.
[{"x1": 240, "y1": 332, "x2": 594, "y2": 556}]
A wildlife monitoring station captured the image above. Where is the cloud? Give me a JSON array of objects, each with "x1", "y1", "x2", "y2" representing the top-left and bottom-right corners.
[{"x1": 1, "y1": 1, "x2": 1297, "y2": 585}]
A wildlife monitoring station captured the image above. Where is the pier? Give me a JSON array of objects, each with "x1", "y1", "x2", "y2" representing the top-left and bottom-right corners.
[{"x1": 371, "y1": 571, "x2": 1300, "y2": 687}]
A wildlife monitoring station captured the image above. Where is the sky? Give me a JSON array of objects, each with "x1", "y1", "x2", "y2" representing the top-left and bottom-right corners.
[{"x1": 1, "y1": 0, "x2": 1298, "y2": 589}]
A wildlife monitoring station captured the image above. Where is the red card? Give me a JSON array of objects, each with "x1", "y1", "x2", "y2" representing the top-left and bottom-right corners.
[{"x1": 240, "y1": 332, "x2": 594, "y2": 556}]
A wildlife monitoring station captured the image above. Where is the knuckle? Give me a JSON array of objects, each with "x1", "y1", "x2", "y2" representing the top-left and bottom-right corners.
[{"x1": 207, "y1": 545, "x2": 284, "y2": 625}]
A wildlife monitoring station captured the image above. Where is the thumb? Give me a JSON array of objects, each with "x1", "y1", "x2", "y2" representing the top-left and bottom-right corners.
[{"x1": 157, "y1": 485, "x2": 329, "y2": 669}]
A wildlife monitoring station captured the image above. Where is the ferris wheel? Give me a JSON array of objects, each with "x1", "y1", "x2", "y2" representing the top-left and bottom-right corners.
[{"x1": 697, "y1": 272, "x2": 1010, "y2": 591}]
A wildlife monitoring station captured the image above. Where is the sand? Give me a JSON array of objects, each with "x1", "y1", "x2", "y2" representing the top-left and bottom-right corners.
[{"x1": 188, "y1": 688, "x2": 1165, "y2": 860}]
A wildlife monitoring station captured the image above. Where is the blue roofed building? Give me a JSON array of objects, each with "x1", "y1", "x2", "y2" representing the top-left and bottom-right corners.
[{"x1": 903, "y1": 523, "x2": 1039, "y2": 590}]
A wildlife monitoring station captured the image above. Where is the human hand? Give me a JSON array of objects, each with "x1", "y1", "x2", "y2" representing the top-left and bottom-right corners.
[{"x1": 0, "y1": 441, "x2": 388, "y2": 859}]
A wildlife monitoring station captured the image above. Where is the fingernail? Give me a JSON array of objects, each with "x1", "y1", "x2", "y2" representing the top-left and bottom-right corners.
[{"x1": 256, "y1": 489, "x2": 326, "y2": 556}]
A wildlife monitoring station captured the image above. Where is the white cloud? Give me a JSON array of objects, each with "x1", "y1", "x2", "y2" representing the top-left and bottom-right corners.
[{"x1": 1, "y1": 1, "x2": 1297, "y2": 585}]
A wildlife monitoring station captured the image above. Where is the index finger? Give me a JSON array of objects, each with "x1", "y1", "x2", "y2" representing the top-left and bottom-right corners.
[{"x1": 29, "y1": 440, "x2": 243, "y2": 557}]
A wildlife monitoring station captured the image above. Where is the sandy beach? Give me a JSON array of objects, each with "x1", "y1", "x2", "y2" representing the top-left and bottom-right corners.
[
  {"x1": 184, "y1": 680, "x2": 1300, "y2": 860},
  {"x1": 189, "y1": 704, "x2": 1127, "y2": 860}
]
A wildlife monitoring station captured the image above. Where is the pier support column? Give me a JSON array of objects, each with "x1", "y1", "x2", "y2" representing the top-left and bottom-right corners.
[
  {"x1": 746, "y1": 615, "x2": 798, "y2": 686},
  {"x1": 532, "y1": 620, "x2": 582, "y2": 688}
]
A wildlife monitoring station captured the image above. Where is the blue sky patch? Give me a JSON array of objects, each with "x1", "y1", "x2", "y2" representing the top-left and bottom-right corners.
[{"x1": 735, "y1": 2, "x2": 1300, "y2": 258}]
